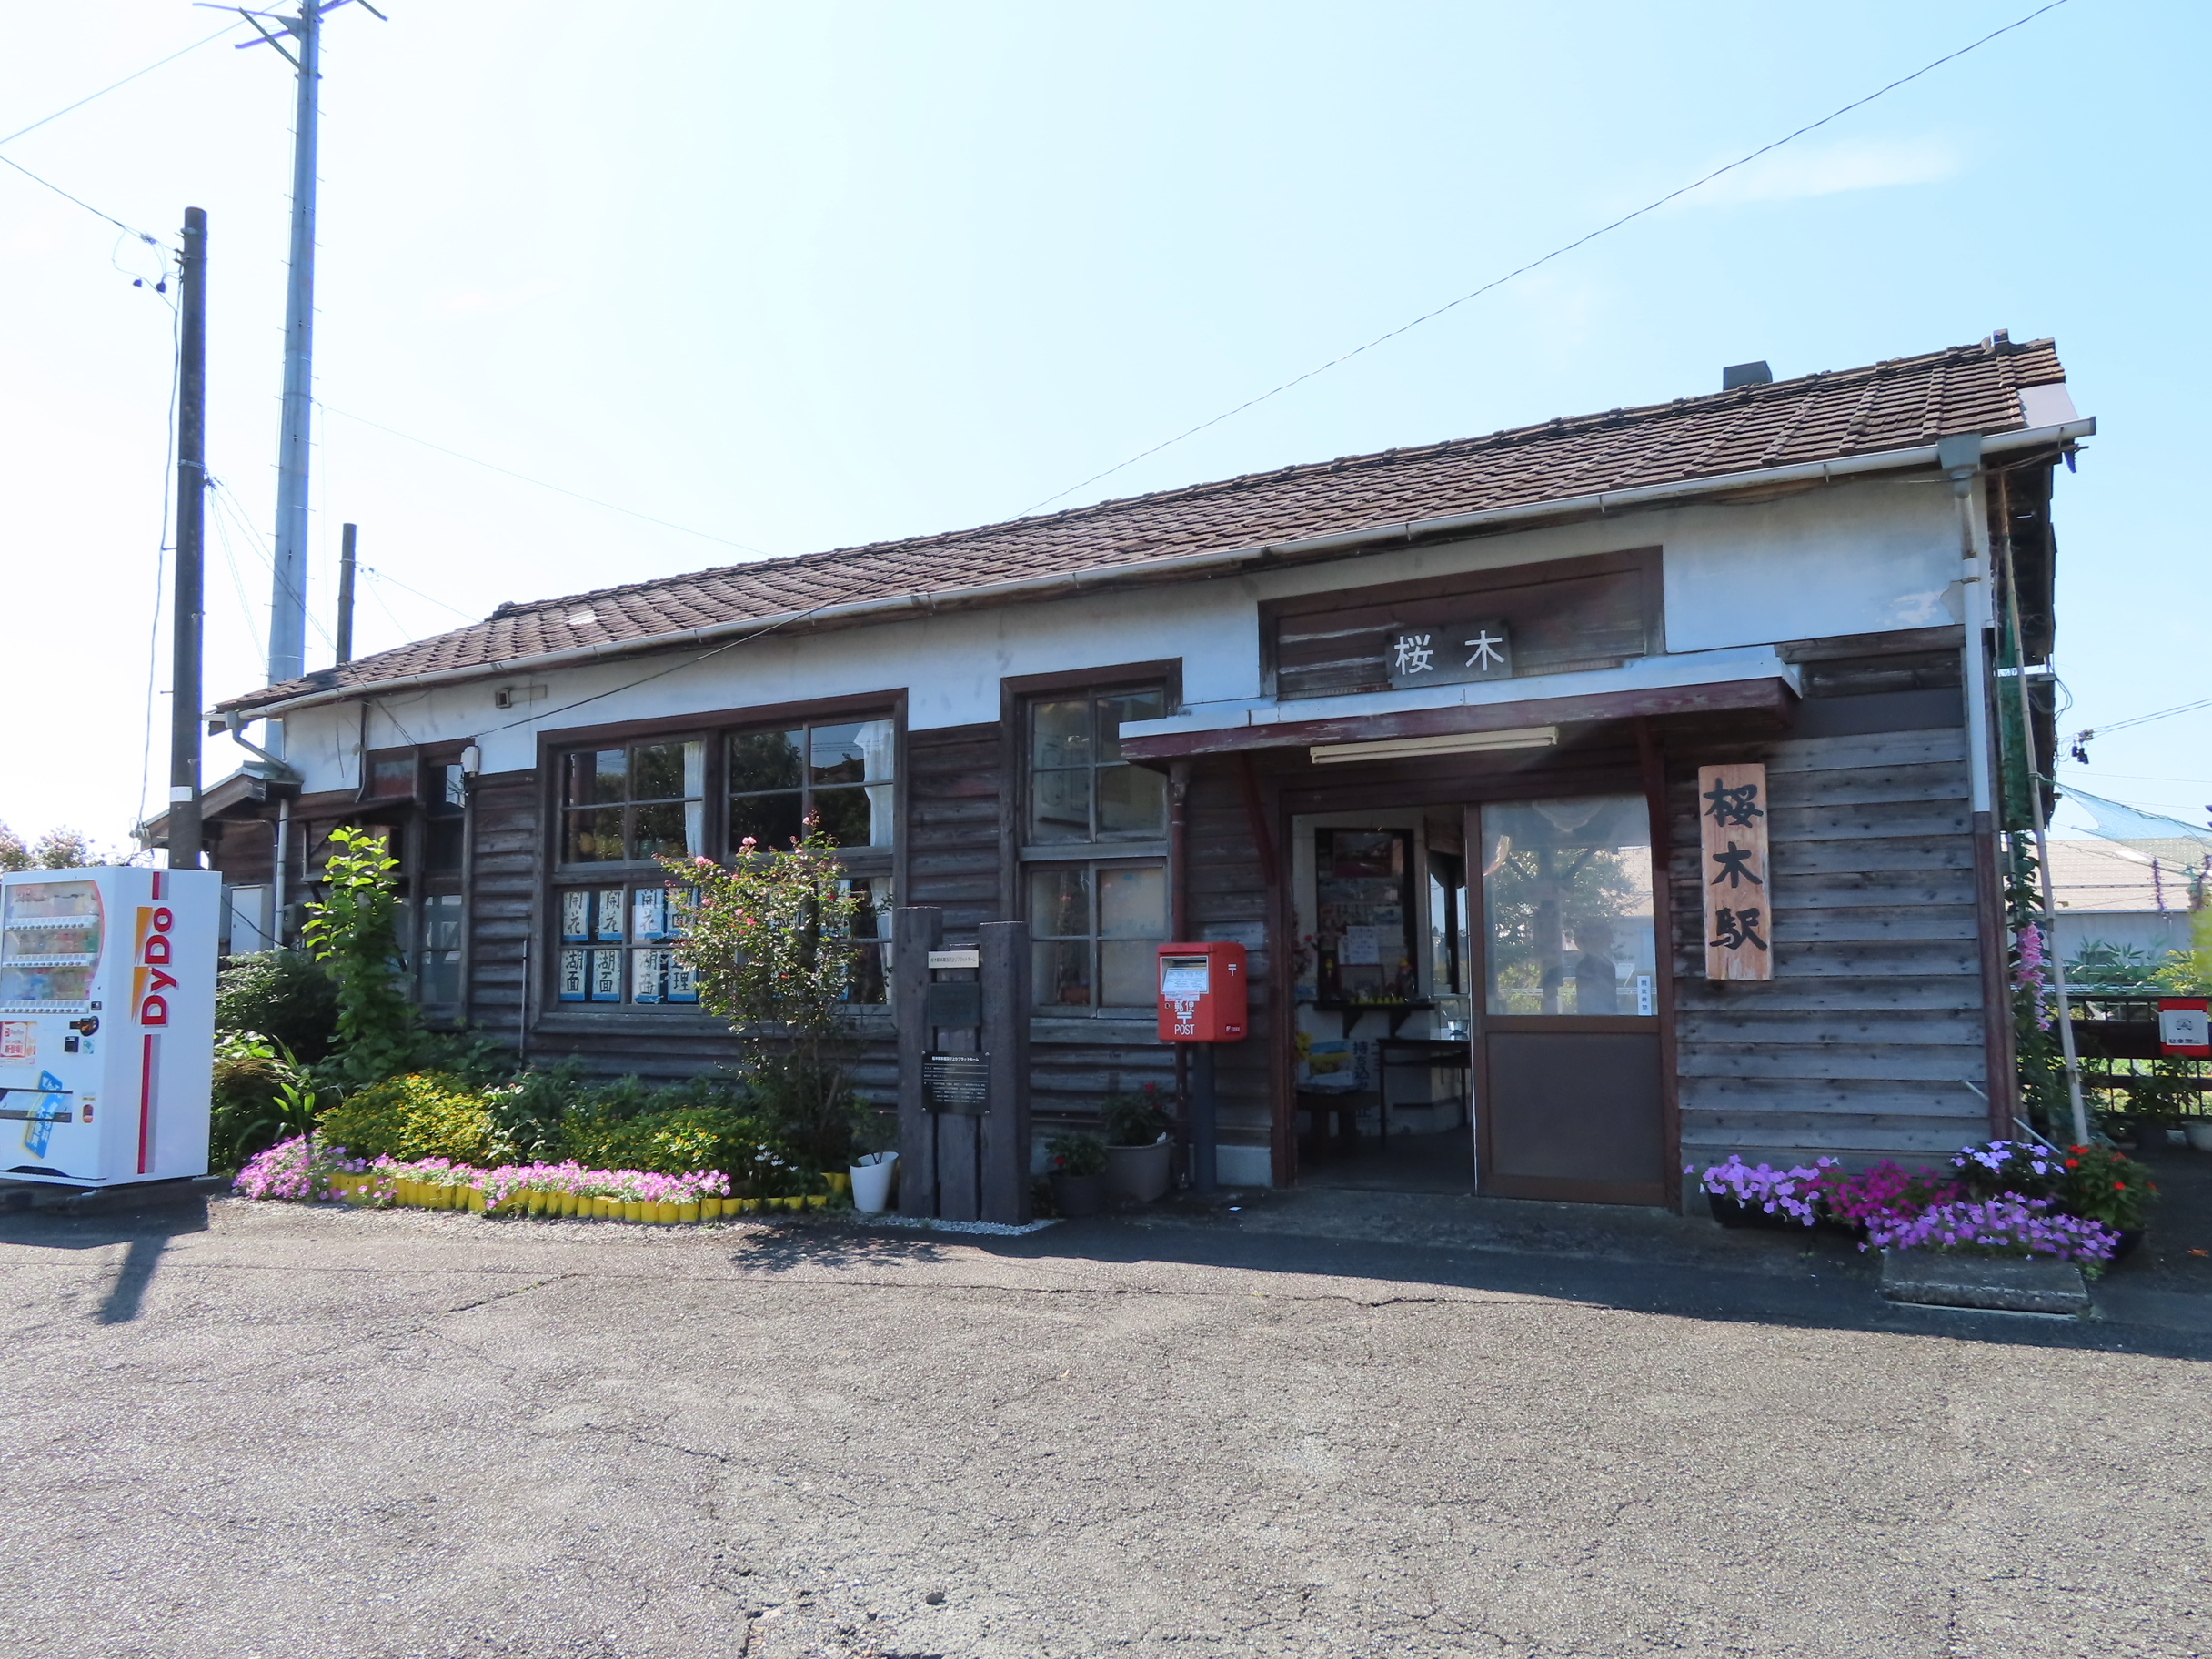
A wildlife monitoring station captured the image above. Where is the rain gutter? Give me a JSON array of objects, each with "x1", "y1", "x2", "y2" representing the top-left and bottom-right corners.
[{"x1": 211, "y1": 418, "x2": 2095, "y2": 725}]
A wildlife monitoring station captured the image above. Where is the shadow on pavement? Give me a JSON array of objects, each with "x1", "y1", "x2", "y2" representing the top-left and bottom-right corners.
[
  {"x1": 725, "y1": 1223, "x2": 955, "y2": 1275},
  {"x1": 839, "y1": 1191, "x2": 2212, "y2": 1362},
  {"x1": 0, "y1": 1188, "x2": 212, "y2": 1327}
]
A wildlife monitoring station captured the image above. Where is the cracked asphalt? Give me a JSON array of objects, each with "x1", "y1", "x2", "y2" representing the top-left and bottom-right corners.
[{"x1": 0, "y1": 1191, "x2": 2206, "y2": 1659}]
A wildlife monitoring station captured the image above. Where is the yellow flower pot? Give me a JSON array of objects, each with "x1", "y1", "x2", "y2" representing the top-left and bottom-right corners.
[
  {"x1": 468, "y1": 1189, "x2": 485, "y2": 1213},
  {"x1": 618, "y1": 1200, "x2": 638, "y2": 1222},
  {"x1": 806, "y1": 1194, "x2": 826, "y2": 1210},
  {"x1": 824, "y1": 1172, "x2": 850, "y2": 1196},
  {"x1": 594, "y1": 1196, "x2": 614, "y2": 1220},
  {"x1": 560, "y1": 1191, "x2": 579, "y2": 1217},
  {"x1": 654, "y1": 1201, "x2": 678, "y2": 1224},
  {"x1": 679, "y1": 1201, "x2": 700, "y2": 1223}
]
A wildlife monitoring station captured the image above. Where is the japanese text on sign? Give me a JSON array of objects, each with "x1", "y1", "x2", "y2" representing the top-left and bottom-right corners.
[
  {"x1": 1384, "y1": 618, "x2": 1513, "y2": 689},
  {"x1": 1699, "y1": 762, "x2": 1774, "y2": 981}
]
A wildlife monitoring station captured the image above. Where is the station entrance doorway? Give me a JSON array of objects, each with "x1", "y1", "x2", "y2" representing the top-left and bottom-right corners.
[{"x1": 1288, "y1": 790, "x2": 1666, "y2": 1205}]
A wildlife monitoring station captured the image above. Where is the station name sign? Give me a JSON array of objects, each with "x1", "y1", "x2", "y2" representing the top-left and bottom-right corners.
[{"x1": 1384, "y1": 618, "x2": 1513, "y2": 689}]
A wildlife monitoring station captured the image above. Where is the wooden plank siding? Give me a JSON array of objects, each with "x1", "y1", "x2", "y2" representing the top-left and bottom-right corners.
[
  {"x1": 465, "y1": 767, "x2": 538, "y2": 1041},
  {"x1": 1668, "y1": 721, "x2": 1992, "y2": 1170},
  {"x1": 903, "y1": 724, "x2": 1002, "y2": 938},
  {"x1": 1181, "y1": 764, "x2": 1277, "y2": 1165}
]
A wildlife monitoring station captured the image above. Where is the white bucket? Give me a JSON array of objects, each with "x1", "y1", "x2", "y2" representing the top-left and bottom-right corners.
[
  {"x1": 850, "y1": 1151, "x2": 898, "y2": 1213},
  {"x1": 2186, "y1": 1121, "x2": 2212, "y2": 1153}
]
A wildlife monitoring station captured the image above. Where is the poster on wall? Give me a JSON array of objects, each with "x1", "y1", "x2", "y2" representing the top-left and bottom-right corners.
[{"x1": 1698, "y1": 763, "x2": 1773, "y2": 981}]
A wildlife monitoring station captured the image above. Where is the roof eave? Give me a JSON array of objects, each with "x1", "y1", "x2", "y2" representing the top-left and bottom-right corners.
[{"x1": 209, "y1": 417, "x2": 2094, "y2": 726}]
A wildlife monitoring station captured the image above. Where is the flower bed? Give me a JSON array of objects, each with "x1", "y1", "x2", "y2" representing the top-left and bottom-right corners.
[
  {"x1": 235, "y1": 1138, "x2": 838, "y2": 1222},
  {"x1": 1692, "y1": 1136, "x2": 2147, "y2": 1273},
  {"x1": 1691, "y1": 1155, "x2": 1836, "y2": 1226},
  {"x1": 1865, "y1": 1195, "x2": 2118, "y2": 1263}
]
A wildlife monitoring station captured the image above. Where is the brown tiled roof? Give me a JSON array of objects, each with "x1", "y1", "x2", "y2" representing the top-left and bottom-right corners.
[{"x1": 221, "y1": 334, "x2": 2071, "y2": 713}]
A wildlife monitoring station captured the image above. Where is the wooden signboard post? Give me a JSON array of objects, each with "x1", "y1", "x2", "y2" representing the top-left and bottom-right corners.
[
  {"x1": 1698, "y1": 762, "x2": 1773, "y2": 981},
  {"x1": 894, "y1": 907, "x2": 1031, "y2": 1223}
]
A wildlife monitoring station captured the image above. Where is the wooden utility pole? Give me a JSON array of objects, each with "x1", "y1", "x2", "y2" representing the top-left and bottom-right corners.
[
  {"x1": 336, "y1": 521, "x2": 357, "y2": 663},
  {"x1": 167, "y1": 206, "x2": 207, "y2": 870}
]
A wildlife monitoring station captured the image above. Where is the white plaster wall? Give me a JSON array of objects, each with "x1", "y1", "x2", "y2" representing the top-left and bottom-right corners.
[
  {"x1": 266, "y1": 475, "x2": 1961, "y2": 795},
  {"x1": 1655, "y1": 479, "x2": 1960, "y2": 651}
]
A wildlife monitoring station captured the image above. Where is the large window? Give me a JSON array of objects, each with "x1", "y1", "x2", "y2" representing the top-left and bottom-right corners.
[
  {"x1": 1480, "y1": 794, "x2": 1656, "y2": 1017},
  {"x1": 550, "y1": 713, "x2": 896, "y2": 1010},
  {"x1": 307, "y1": 755, "x2": 468, "y2": 1013},
  {"x1": 1022, "y1": 685, "x2": 1169, "y2": 1010},
  {"x1": 729, "y1": 719, "x2": 895, "y2": 851},
  {"x1": 1030, "y1": 862, "x2": 1167, "y2": 1009},
  {"x1": 1028, "y1": 689, "x2": 1169, "y2": 843},
  {"x1": 561, "y1": 740, "x2": 705, "y2": 863}
]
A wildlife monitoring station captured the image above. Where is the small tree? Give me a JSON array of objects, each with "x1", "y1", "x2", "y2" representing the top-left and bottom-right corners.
[
  {"x1": 662, "y1": 819, "x2": 863, "y2": 1172},
  {"x1": 0, "y1": 822, "x2": 123, "y2": 871},
  {"x1": 302, "y1": 825, "x2": 418, "y2": 1083}
]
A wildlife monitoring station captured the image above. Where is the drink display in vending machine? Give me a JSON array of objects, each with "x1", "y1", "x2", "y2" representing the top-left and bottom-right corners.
[{"x1": 0, "y1": 868, "x2": 218, "y2": 1187}]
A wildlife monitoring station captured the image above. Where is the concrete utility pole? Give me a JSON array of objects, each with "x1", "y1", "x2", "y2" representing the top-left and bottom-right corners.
[
  {"x1": 235, "y1": 0, "x2": 386, "y2": 752},
  {"x1": 168, "y1": 206, "x2": 209, "y2": 870}
]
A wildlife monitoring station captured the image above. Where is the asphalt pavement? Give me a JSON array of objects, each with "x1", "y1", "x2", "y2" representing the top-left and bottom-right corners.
[{"x1": 0, "y1": 1184, "x2": 2206, "y2": 1658}]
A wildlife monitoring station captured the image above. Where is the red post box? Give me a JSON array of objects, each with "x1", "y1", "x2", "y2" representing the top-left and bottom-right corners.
[{"x1": 1156, "y1": 942, "x2": 1247, "y2": 1042}]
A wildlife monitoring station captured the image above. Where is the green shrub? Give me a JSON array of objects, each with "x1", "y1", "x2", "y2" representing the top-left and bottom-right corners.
[
  {"x1": 561, "y1": 1104, "x2": 770, "y2": 1177},
  {"x1": 216, "y1": 951, "x2": 339, "y2": 1063},
  {"x1": 317, "y1": 1071, "x2": 508, "y2": 1164},
  {"x1": 301, "y1": 827, "x2": 417, "y2": 1084},
  {"x1": 209, "y1": 1031, "x2": 302, "y2": 1171}
]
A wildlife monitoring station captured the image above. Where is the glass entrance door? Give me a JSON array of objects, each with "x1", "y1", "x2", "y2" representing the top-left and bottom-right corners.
[{"x1": 1471, "y1": 794, "x2": 1666, "y2": 1204}]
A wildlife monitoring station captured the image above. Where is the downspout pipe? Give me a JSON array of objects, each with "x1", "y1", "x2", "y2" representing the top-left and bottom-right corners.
[
  {"x1": 1942, "y1": 434, "x2": 1995, "y2": 819},
  {"x1": 226, "y1": 711, "x2": 302, "y2": 951},
  {"x1": 226, "y1": 710, "x2": 300, "y2": 780}
]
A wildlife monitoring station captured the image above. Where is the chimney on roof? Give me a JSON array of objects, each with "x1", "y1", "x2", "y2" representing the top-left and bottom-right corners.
[{"x1": 1722, "y1": 360, "x2": 1772, "y2": 389}]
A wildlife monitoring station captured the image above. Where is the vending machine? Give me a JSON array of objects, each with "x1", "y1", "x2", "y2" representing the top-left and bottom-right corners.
[{"x1": 0, "y1": 867, "x2": 218, "y2": 1188}]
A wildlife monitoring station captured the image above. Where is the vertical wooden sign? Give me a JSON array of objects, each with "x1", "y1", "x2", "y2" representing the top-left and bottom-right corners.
[{"x1": 1698, "y1": 762, "x2": 1773, "y2": 980}]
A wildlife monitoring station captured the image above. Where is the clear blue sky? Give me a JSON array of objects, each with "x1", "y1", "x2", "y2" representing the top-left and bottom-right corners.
[{"x1": 1, "y1": 0, "x2": 2203, "y2": 845}]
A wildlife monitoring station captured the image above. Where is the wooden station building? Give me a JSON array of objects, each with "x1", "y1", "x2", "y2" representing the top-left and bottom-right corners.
[{"x1": 196, "y1": 335, "x2": 2090, "y2": 1205}]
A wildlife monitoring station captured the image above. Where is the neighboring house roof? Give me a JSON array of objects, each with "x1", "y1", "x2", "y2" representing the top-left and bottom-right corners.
[
  {"x1": 217, "y1": 332, "x2": 2077, "y2": 717},
  {"x1": 2046, "y1": 838, "x2": 2212, "y2": 914}
]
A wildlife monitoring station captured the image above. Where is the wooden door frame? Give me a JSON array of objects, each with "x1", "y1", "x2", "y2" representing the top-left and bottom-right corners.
[
  {"x1": 1262, "y1": 743, "x2": 1679, "y2": 1197},
  {"x1": 1463, "y1": 791, "x2": 1672, "y2": 1207}
]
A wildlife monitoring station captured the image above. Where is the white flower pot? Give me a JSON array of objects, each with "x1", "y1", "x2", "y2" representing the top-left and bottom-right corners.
[
  {"x1": 850, "y1": 1151, "x2": 898, "y2": 1213},
  {"x1": 2186, "y1": 1121, "x2": 2212, "y2": 1153}
]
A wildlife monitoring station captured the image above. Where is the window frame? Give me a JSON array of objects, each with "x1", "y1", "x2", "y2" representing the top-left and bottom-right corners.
[
  {"x1": 301, "y1": 741, "x2": 475, "y2": 1020},
  {"x1": 1004, "y1": 664, "x2": 1179, "y2": 1017},
  {"x1": 536, "y1": 692, "x2": 906, "y2": 1020}
]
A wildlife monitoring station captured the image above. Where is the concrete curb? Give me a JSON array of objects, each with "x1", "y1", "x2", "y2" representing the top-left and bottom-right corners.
[{"x1": 1879, "y1": 1250, "x2": 2090, "y2": 1315}]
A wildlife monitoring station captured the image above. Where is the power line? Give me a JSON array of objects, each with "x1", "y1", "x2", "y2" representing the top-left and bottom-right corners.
[
  {"x1": 0, "y1": 20, "x2": 246, "y2": 149},
  {"x1": 473, "y1": 600, "x2": 844, "y2": 740},
  {"x1": 2081, "y1": 696, "x2": 2212, "y2": 739},
  {"x1": 358, "y1": 564, "x2": 478, "y2": 622},
  {"x1": 318, "y1": 403, "x2": 775, "y2": 557},
  {"x1": 1020, "y1": 0, "x2": 2077, "y2": 517},
  {"x1": 0, "y1": 153, "x2": 165, "y2": 246},
  {"x1": 207, "y1": 478, "x2": 337, "y2": 651},
  {"x1": 138, "y1": 284, "x2": 185, "y2": 838}
]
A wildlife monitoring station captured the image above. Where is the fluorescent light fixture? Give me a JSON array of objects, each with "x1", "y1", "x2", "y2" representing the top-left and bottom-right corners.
[{"x1": 1308, "y1": 727, "x2": 1558, "y2": 765}]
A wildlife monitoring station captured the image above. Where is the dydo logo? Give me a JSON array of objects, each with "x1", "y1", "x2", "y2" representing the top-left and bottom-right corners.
[{"x1": 132, "y1": 902, "x2": 180, "y2": 1027}]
